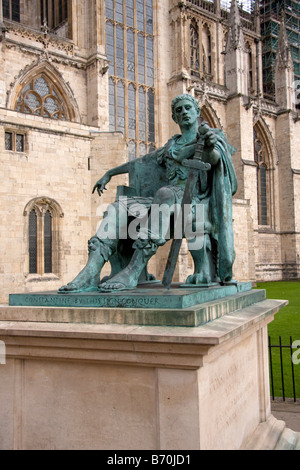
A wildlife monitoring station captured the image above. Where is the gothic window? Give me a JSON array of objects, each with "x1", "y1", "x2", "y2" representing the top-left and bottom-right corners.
[
  {"x1": 29, "y1": 209, "x2": 38, "y2": 274},
  {"x1": 254, "y1": 129, "x2": 270, "y2": 226},
  {"x1": 3, "y1": 0, "x2": 20, "y2": 22},
  {"x1": 44, "y1": 210, "x2": 52, "y2": 273},
  {"x1": 106, "y1": 0, "x2": 156, "y2": 159},
  {"x1": 190, "y1": 21, "x2": 200, "y2": 77},
  {"x1": 25, "y1": 198, "x2": 63, "y2": 276},
  {"x1": 14, "y1": 74, "x2": 69, "y2": 121}
]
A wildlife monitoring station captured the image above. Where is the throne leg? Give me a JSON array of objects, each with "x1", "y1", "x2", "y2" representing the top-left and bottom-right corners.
[{"x1": 185, "y1": 234, "x2": 219, "y2": 286}]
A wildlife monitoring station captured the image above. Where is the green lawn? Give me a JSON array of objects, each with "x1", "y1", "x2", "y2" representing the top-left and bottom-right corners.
[{"x1": 255, "y1": 281, "x2": 300, "y2": 399}]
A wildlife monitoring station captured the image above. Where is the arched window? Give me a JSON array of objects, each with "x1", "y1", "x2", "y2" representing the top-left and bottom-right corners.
[
  {"x1": 29, "y1": 209, "x2": 38, "y2": 274},
  {"x1": 190, "y1": 20, "x2": 200, "y2": 77},
  {"x1": 14, "y1": 74, "x2": 69, "y2": 120},
  {"x1": 25, "y1": 197, "x2": 63, "y2": 276},
  {"x1": 254, "y1": 128, "x2": 270, "y2": 226},
  {"x1": 44, "y1": 210, "x2": 52, "y2": 274}
]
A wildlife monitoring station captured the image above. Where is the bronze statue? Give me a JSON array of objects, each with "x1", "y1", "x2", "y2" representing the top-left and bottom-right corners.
[{"x1": 59, "y1": 94, "x2": 237, "y2": 293}]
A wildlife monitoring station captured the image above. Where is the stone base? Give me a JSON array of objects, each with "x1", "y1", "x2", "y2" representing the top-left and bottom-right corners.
[
  {"x1": 6, "y1": 283, "x2": 264, "y2": 327},
  {"x1": 9, "y1": 282, "x2": 253, "y2": 310},
  {"x1": 0, "y1": 290, "x2": 298, "y2": 450}
]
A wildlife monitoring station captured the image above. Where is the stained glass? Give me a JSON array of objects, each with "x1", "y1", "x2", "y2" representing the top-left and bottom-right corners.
[
  {"x1": 116, "y1": 25, "x2": 124, "y2": 78},
  {"x1": 25, "y1": 93, "x2": 41, "y2": 112},
  {"x1": 29, "y1": 210, "x2": 38, "y2": 274},
  {"x1": 137, "y1": 0, "x2": 145, "y2": 31},
  {"x1": 106, "y1": 0, "x2": 155, "y2": 157},
  {"x1": 34, "y1": 77, "x2": 50, "y2": 97},
  {"x1": 127, "y1": 29, "x2": 135, "y2": 81},
  {"x1": 254, "y1": 129, "x2": 269, "y2": 226},
  {"x1": 128, "y1": 84, "x2": 136, "y2": 139},
  {"x1": 126, "y1": 0, "x2": 134, "y2": 27},
  {"x1": 146, "y1": 0, "x2": 153, "y2": 34},
  {"x1": 148, "y1": 90, "x2": 155, "y2": 142},
  {"x1": 139, "y1": 87, "x2": 146, "y2": 141},
  {"x1": 146, "y1": 37, "x2": 154, "y2": 86},
  {"x1": 44, "y1": 97, "x2": 59, "y2": 116},
  {"x1": 138, "y1": 34, "x2": 145, "y2": 84},
  {"x1": 44, "y1": 210, "x2": 52, "y2": 274},
  {"x1": 115, "y1": 0, "x2": 123, "y2": 23},
  {"x1": 105, "y1": 0, "x2": 114, "y2": 20}
]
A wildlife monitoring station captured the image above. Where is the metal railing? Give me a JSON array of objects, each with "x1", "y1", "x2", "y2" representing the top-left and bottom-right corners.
[{"x1": 269, "y1": 336, "x2": 300, "y2": 402}]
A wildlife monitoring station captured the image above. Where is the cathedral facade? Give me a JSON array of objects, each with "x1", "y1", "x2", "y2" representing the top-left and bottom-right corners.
[{"x1": 0, "y1": 0, "x2": 299, "y2": 303}]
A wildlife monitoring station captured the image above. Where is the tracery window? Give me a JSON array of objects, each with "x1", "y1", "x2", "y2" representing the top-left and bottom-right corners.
[
  {"x1": 25, "y1": 198, "x2": 63, "y2": 276},
  {"x1": 254, "y1": 129, "x2": 270, "y2": 226},
  {"x1": 106, "y1": 0, "x2": 155, "y2": 159},
  {"x1": 3, "y1": 0, "x2": 20, "y2": 22},
  {"x1": 14, "y1": 74, "x2": 68, "y2": 121}
]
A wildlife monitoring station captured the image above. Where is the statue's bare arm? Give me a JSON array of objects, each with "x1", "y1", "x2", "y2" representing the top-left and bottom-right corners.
[{"x1": 92, "y1": 162, "x2": 131, "y2": 197}]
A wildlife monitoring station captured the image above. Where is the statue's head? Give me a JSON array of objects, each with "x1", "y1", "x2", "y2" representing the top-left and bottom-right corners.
[{"x1": 171, "y1": 94, "x2": 200, "y2": 123}]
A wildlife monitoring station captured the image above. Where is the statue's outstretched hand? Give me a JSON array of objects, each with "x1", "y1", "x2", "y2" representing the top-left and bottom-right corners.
[{"x1": 92, "y1": 173, "x2": 111, "y2": 197}]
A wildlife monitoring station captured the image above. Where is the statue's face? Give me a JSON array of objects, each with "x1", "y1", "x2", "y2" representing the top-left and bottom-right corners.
[{"x1": 173, "y1": 99, "x2": 200, "y2": 128}]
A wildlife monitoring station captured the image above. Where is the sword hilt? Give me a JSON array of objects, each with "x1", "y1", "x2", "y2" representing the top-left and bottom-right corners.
[{"x1": 182, "y1": 122, "x2": 211, "y2": 172}]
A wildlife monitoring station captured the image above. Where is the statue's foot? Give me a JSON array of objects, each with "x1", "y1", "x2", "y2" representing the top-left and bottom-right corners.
[
  {"x1": 58, "y1": 263, "x2": 101, "y2": 293},
  {"x1": 58, "y1": 281, "x2": 99, "y2": 294},
  {"x1": 186, "y1": 273, "x2": 212, "y2": 285},
  {"x1": 100, "y1": 272, "x2": 138, "y2": 292}
]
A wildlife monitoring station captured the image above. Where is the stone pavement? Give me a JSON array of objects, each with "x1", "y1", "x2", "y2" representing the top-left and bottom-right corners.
[{"x1": 271, "y1": 399, "x2": 300, "y2": 433}]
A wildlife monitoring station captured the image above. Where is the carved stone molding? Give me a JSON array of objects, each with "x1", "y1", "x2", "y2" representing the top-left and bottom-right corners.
[{"x1": 4, "y1": 20, "x2": 74, "y2": 54}]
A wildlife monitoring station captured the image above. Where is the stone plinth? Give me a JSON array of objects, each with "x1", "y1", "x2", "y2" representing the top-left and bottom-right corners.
[
  {"x1": 7, "y1": 283, "x2": 263, "y2": 327},
  {"x1": 0, "y1": 291, "x2": 298, "y2": 450},
  {"x1": 9, "y1": 282, "x2": 253, "y2": 310}
]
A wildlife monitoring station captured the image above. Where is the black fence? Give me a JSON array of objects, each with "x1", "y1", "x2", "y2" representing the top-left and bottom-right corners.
[{"x1": 268, "y1": 336, "x2": 300, "y2": 402}]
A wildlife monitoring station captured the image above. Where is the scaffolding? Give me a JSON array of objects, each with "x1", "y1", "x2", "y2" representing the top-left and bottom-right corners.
[
  {"x1": 260, "y1": 0, "x2": 300, "y2": 100},
  {"x1": 220, "y1": 0, "x2": 256, "y2": 11}
]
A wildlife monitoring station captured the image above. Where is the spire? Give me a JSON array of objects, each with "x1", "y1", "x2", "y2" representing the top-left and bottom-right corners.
[
  {"x1": 224, "y1": 0, "x2": 248, "y2": 95},
  {"x1": 275, "y1": 13, "x2": 295, "y2": 110},
  {"x1": 225, "y1": 0, "x2": 246, "y2": 52},
  {"x1": 276, "y1": 13, "x2": 294, "y2": 70},
  {"x1": 254, "y1": 0, "x2": 261, "y2": 35}
]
